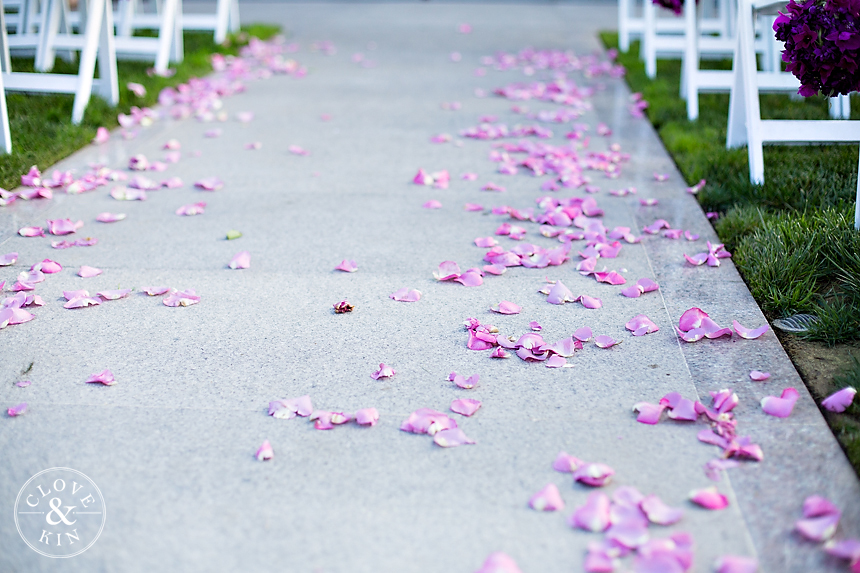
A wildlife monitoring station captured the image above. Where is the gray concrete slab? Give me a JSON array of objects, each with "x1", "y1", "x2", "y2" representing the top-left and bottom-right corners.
[{"x1": 0, "y1": 3, "x2": 857, "y2": 572}]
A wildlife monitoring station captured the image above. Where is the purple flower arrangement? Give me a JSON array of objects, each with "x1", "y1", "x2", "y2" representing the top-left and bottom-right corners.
[{"x1": 774, "y1": 0, "x2": 860, "y2": 96}]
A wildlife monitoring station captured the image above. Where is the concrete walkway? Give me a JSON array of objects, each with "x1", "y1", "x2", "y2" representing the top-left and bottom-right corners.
[{"x1": 1, "y1": 3, "x2": 858, "y2": 572}]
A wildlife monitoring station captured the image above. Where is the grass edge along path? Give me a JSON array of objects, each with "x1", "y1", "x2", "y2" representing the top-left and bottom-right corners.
[
  {"x1": 0, "y1": 24, "x2": 280, "y2": 193},
  {"x1": 598, "y1": 31, "x2": 860, "y2": 476}
]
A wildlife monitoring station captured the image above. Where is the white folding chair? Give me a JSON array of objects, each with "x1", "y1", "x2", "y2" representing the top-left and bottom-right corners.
[
  {"x1": 0, "y1": 0, "x2": 118, "y2": 127},
  {"x1": 726, "y1": 0, "x2": 860, "y2": 229},
  {"x1": 37, "y1": 0, "x2": 181, "y2": 74},
  {"x1": 119, "y1": 0, "x2": 238, "y2": 45}
]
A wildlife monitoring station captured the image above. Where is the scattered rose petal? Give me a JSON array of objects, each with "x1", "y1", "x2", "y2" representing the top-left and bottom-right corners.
[
  {"x1": 288, "y1": 145, "x2": 309, "y2": 156},
  {"x1": 163, "y1": 288, "x2": 200, "y2": 307},
  {"x1": 93, "y1": 127, "x2": 110, "y2": 144},
  {"x1": 111, "y1": 187, "x2": 147, "y2": 201},
  {"x1": 491, "y1": 300, "x2": 521, "y2": 315},
  {"x1": 229, "y1": 251, "x2": 250, "y2": 269},
  {"x1": 434, "y1": 427, "x2": 475, "y2": 447},
  {"x1": 423, "y1": 200, "x2": 442, "y2": 209},
  {"x1": 796, "y1": 497, "x2": 841, "y2": 541},
  {"x1": 142, "y1": 286, "x2": 171, "y2": 296},
  {"x1": 595, "y1": 335, "x2": 621, "y2": 349},
  {"x1": 195, "y1": 177, "x2": 223, "y2": 191},
  {"x1": 465, "y1": 203, "x2": 484, "y2": 211},
  {"x1": 640, "y1": 495, "x2": 684, "y2": 525},
  {"x1": 16, "y1": 380, "x2": 31, "y2": 388},
  {"x1": 474, "y1": 552, "x2": 521, "y2": 573},
  {"x1": 98, "y1": 289, "x2": 131, "y2": 300},
  {"x1": 78, "y1": 266, "x2": 102, "y2": 278},
  {"x1": 390, "y1": 287, "x2": 421, "y2": 302},
  {"x1": 18, "y1": 226, "x2": 45, "y2": 237},
  {"x1": 7, "y1": 403, "x2": 27, "y2": 417},
  {"x1": 455, "y1": 270, "x2": 484, "y2": 287},
  {"x1": 268, "y1": 396, "x2": 313, "y2": 419},
  {"x1": 761, "y1": 387, "x2": 799, "y2": 418},
  {"x1": 633, "y1": 402, "x2": 666, "y2": 425},
  {"x1": 822, "y1": 387, "x2": 857, "y2": 412},
  {"x1": 573, "y1": 463, "x2": 615, "y2": 487},
  {"x1": 713, "y1": 555, "x2": 758, "y2": 573},
  {"x1": 355, "y1": 408, "x2": 379, "y2": 426},
  {"x1": 176, "y1": 202, "x2": 206, "y2": 216},
  {"x1": 333, "y1": 300, "x2": 354, "y2": 313},
  {"x1": 205, "y1": 128, "x2": 222, "y2": 138},
  {"x1": 626, "y1": 315, "x2": 659, "y2": 336},
  {"x1": 824, "y1": 538, "x2": 860, "y2": 563},
  {"x1": 86, "y1": 369, "x2": 116, "y2": 386},
  {"x1": 371, "y1": 363, "x2": 395, "y2": 380},
  {"x1": 245, "y1": 142, "x2": 262, "y2": 150},
  {"x1": 574, "y1": 327, "x2": 593, "y2": 342},
  {"x1": 96, "y1": 212, "x2": 126, "y2": 223},
  {"x1": 335, "y1": 260, "x2": 358, "y2": 273},
  {"x1": 236, "y1": 111, "x2": 254, "y2": 123},
  {"x1": 689, "y1": 487, "x2": 728, "y2": 509},
  {"x1": 256, "y1": 439, "x2": 273, "y2": 461},
  {"x1": 733, "y1": 320, "x2": 770, "y2": 339},
  {"x1": 0, "y1": 252, "x2": 17, "y2": 266},
  {"x1": 529, "y1": 483, "x2": 565, "y2": 512},
  {"x1": 750, "y1": 371, "x2": 771, "y2": 381},
  {"x1": 451, "y1": 398, "x2": 482, "y2": 417}
]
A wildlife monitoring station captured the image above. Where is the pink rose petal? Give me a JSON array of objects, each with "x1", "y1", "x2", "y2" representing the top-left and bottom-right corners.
[
  {"x1": 268, "y1": 396, "x2": 314, "y2": 419},
  {"x1": 0, "y1": 252, "x2": 18, "y2": 266},
  {"x1": 570, "y1": 491, "x2": 611, "y2": 531},
  {"x1": 433, "y1": 261, "x2": 461, "y2": 281},
  {"x1": 176, "y1": 202, "x2": 206, "y2": 216},
  {"x1": 450, "y1": 373, "x2": 480, "y2": 389},
  {"x1": 465, "y1": 203, "x2": 484, "y2": 211},
  {"x1": 371, "y1": 363, "x2": 395, "y2": 380},
  {"x1": 552, "y1": 452, "x2": 585, "y2": 473},
  {"x1": 574, "y1": 327, "x2": 593, "y2": 342},
  {"x1": 573, "y1": 463, "x2": 615, "y2": 487},
  {"x1": 491, "y1": 300, "x2": 521, "y2": 314},
  {"x1": 433, "y1": 427, "x2": 475, "y2": 447},
  {"x1": 528, "y1": 483, "x2": 565, "y2": 512},
  {"x1": 96, "y1": 212, "x2": 126, "y2": 223},
  {"x1": 18, "y1": 226, "x2": 45, "y2": 237},
  {"x1": 78, "y1": 266, "x2": 102, "y2": 278},
  {"x1": 633, "y1": 402, "x2": 666, "y2": 425},
  {"x1": 98, "y1": 289, "x2": 131, "y2": 300},
  {"x1": 578, "y1": 295, "x2": 603, "y2": 309},
  {"x1": 93, "y1": 127, "x2": 110, "y2": 144},
  {"x1": 163, "y1": 288, "x2": 200, "y2": 307},
  {"x1": 626, "y1": 315, "x2": 659, "y2": 336},
  {"x1": 761, "y1": 387, "x2": 799, "y2": 418},
  {"x1": 824, "y1": 538, "x2": 860, "y2": 562},
  {"x1": 228, "y1": 251, "x2": 250, "y2": 269},
  {"x1": 256, "y1": 439, "x2": 274, "y2": 461},
  {"x1": 110, "y1": 187, "x2": 147, "y2": 201},
  {"x1": 640, "y1": 495, "x2": 684, "y2": 525},
  {"x1": 355, "y1": 407, "x2": 379, "y2": 426},
  {"x1": 451, "y1": 398, "x2": 482, "y2": 417},
  {"x1": 749, "y1": 370, "x2": 771, "y2": 381},
  {"x1": 822, "y1": 387, "x2": 857, "y2": 412},
  {"x1": 733, "y1": 320, "x2": 770, "y2": 339},
  {"x1": 86, "y1": 369, "x2": 116, "y2": 386},
  {"x1": 475, "y1": 237, "x2": 498, "y2": 248},
  {"x1": 194, "y1": 177, "x2": 223, "y2": 191},
  {"x1": 142, "y1": 286, "x2": 171, "y2": 296},
  {"x1": 545, "y1": 281, "x2": 575, "y2": 304},
  {"x1": 595, "y1": 335, "x2": 620, "y2": 349},
  {"x1": 689, "y1": 486, "x2": 728, "y2": 509},
  {"x1": 288, "y1": 145, "x2": 309, "y2": 156},
  {"x1": 390, "y1": 288, "x2": 421, "y2": 302},
  {"x1": 422, "y1": 200, "x2": 442, "y2": 209},
  {"x1": 483, "y1": 264, "x2": 507, "y2": 275},
  {"x1": 335, "y1": 259, "x2": 357, "y2": 273},
  {"x1": 7, "y1": 402, "x2": 27, "y2": 417},
  {"x1": 796, "y1": 512, "x2": 841, "y2": 542},
  {"x1": 713, "y1": 555, "x2": 759, "y2": 573},
  {"x1": 454, "y1": 270, "x2": 483, "y2": 287},
  {"x1": 474, "y1": 552, "x2": 522, "y2": 573}
]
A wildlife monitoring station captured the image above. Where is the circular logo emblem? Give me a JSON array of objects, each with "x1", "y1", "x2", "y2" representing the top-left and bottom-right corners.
[{"x1": 14, "y1": 468, "x2": 106, "y2": 558}]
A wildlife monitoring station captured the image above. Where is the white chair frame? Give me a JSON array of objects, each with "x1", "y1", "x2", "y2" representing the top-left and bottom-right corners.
[
  {"x1": 117, "y1": 0, "x2": 238, "y2": 45},
  {"x1": 726, "y1": 0, "x2": 860, "y2": 229}
]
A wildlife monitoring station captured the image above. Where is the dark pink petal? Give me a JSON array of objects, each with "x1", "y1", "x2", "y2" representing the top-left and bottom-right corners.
[
  {"x1": 413, "y1": 169, "x2": 432, "y2": 185},
  {"x1": 474, "y1": 552, "x2": 522, "y2": 573},
  {"x1": 98, "y1": 289, "x2": 131, "y2": 300},
  {"x1": 803, "y1": 495, "x2": 840, "y2": 518},
  {"x1": 18, "y1": 226, "x2": 45, "y2": 237},
  {"x1": 529, "y1": 483, "x2": 565, "y2": 511},
  {"x1": 7, "y1": 402, "x2": 27, "y2": 417},
  {"x1": 86, "y1": 369, "x2": 116, "y2": 385},
  {"x1": 163, "y1": 288, "x2": 200, "y2": 307},
  {"x1": 491, "y1": 347, "x2": 509, "y2": 358},
  {"x1": 451, "y1": 398, "x2": 481, "y2": 417},
  {"x1": 574, "y1": 327, "x2": 593, "y2": 342},
  {"x1": 824, "y1": 538, "x2": 860, "y2": 562},
  {"x1": 796, "y1": 513, "x2": 841, "y2": 542},
  {"x1": 570, "y1": 491, "x2": 611, "y2": 531},
  {"x1": 552, "y1": 452, "x2": 584, "y2": 473},
  {"x1": 194, "y1": 177, "x2": 223, "y2": 191},
  {"x1": 595, "y1": 335, "x2": 620, "y2": 349},
  {"x1": 467, "y1": 330, "x2": 495, "y2": 351},
  {"x1": 594, "y1": 271, "x2": 626, "y2": 285},
  {"x1": 679, "y1": 308, "x2": 709, "y2": 331},
  {"x1": 822, "y1": 387, "x2": 857, "y2": 412},
  {"x1": 667, "y1": 399, "x2": 698, "y2": 421},
  {"x1": 491, "y1": 301, "x2": 521, "y2": 315},
  {"x1": 640, "y1": 495, "x2": 684, "y2": 525},
  {"x1": 454, "y1": 270, "x2": 483, "y2": 287},
  {"x1": 78, "y1": 265, "x2": 102, "y2": 278},
  {"x1": 546, "y1": 281, "x2": 575, "y2": 304},
  {"x1": 761, "y1": 388, "x2": 799, "y2": 418},
  {"x1": 371, "y1": 363, "x2": 395, "y2": 380},
  {"x1": 355, "y1": 407, "x2": 379, "y2": 426},
  {"x1": 256, "y1": 439, "x2": 274, "y2": 461},
  {"x1": 578, "y1": 295, "x2": 603, "y2": 309},
  {"x1": 633, "y1": 402, "x2": 666, "y2": 424},
  {"x1": 390, "y1": 288, "x2": 421, "y2": 302},
  {"x1": 573, "y1": 463, "x2": 615, "y2": 487},
  {"x1": 96, "y1": 212, "x2": 127, "y2": 223},
  {"x1": 750, "y1": 371, "x2": 771, "y2": 381},
  {"x1": 710, "y1": 389, "x2": 739, "y2": 413},
  {"x1": 621, "y1": 286, "x2": 642, "y2": 298},
  {"x1": 433, "y1": 427, "x2": 475, "y2": 447},
  {"x1": 142, "y1": 286, "x2": 171, "y2": 296},
  {"x1": 176, "y1": 202, "x2": 206, "y2": 216},
  {"x1": 626, "y1": 315, "x2": 659, "y2": 336},
  {"x1": 733, "y1": 320, "x2": 770, "y2": 339},
  {"x1": 16, "y1": 380, "x2": 31, "y2": 387},
  {"x1": 433, "y1": 261, "x2": 461, "y2": 281},
  {"x1": 422, "y1": 200, "x2": 442, "y2": 209},
  {"x1": 689, "y1": 487, "x2": 728, "y2": 509},
  {"x1": 713, "y1": 555, "x2": 759, "y2": 573},
  {"x1": 335, "y1": 259, "x2": 357, "y2": 273}
]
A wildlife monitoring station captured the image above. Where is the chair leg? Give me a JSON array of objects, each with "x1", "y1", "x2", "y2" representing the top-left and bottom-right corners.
[
  {"x1": 644, "y1": 0, "x2": 657, "y2": 78},
  {"x1": 619, "y1": 0, "x2": 631, "y2": 53},
  {"x1": 72, "y1": 0, "x2": 106, "y2": 123}
]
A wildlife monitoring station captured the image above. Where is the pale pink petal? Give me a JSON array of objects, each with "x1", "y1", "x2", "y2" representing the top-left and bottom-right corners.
[
  {"x1": 761, "y1": 387, "x2": 799, "y2": 418},
  {"x1": 685, "y1": 231, "x2": 700, "y2": 241},
  {"x1": 483, "y1": 264, "x2": 507, "y2": 275},
  {"x1": 686, "y1": 179, "x2": 706, "y2": 194},
  {"x1": 689, "y1": 487, "x2": 728, "y2": 509},
  {"x1": 454, "y1": 270, "x2": 483, "y2": 287},
  {"x1": 475, "y1": 236, "x2": 498, "y2": 248},
  {"x1": 626, "y1": 315, "x2": 659, "y2": 336},
  {"x1": 547, "y1": 281, "x2": 575, "y2": 304},
  {"x1": 78, "y1": 265, "x2": 102, "y2": 278},
  {"x1": 552, "y1": 451, "x2": 584, "y2": 473},
  {"x1": 335, "y1": 259, "x2": 357, "y2": 273},
  {"x1": 163, "y1": 138, "x2": 180, "y2": 150},
  {"x1": 606, "y1": 520, "x2": 650, "y2": 549},
  {"x1": 433, "y1": 261, "x2": 461, "y2": 281},
  {"x1": 46, "y1": 218, "x2": 80, "y2": 235},
  {"x1": 573, "y1": 463, "x2": 615, "y2": 487},
  {"x1": 667, "y1": 398, "x2": 698, "y2": 421},
  {"x1": 96, "y1": 212, "x2": 126, "y2": 223},
  {"x1": 640, "y1": 495, "x2": 684, "y2": 525},
  {"x1": 491, "y1": 300, "x2": 521, "y2": 315},
  {"x1": 194, "y1": 177, "x2": 224, "y2": 191},
  {"x1": 796, "y1": 513, "x2": 841, "y2": 542},
  {"x1": 530, "y1": 321, "x2": 542, "y2": 331},
  {"x1": 163, "y1": 288, "x2": 200, "y2": 307},
  {"x1": 162, "y1": 176, "x2": 183, "y2": 188},
  {"x1": 256, "y1": 439, "x2": 274, "y2": 461},
  {"x1": 128, "y1": 154, "x2": 149, "y2": 170},
  {"x1": 236, "y1": 111, "x2": 254, "y2": 123},
  {"x1": 465, "y1": 203, "x2": 484, "y2": 211},
  {"x1": 176, "y1": 202, "x2": 206, "y2": 216},
  {"x1": 712, "y1": 555, "x2": 759, "y2": 573},
  {"x1": 111, "y1": 187, "x2": 147, "y2": 201},
  {"x1": 733, "y1": 320, "x2": 770, "y2": 339},
  {"x1": 527, "y1": 482, "x2": 564, "y2": 511},
  {"x1": 422, "y1": 200, "x2": 442, "y2": 209},
  {"x1": 86, "y1": 369, "x2": 116, "y2": 385},
  {"x1": 390, "y1": 287, "x2": 421, "y2": 302},
  {"x1": 7, "y1": 402, "x2": 27, "y2": 417},
  {"x1": 579, "y1": 295, "x2": 603, "y2": 309},
  {"x1": 433, "y1": 427, "x2": 475, "y2": 447},
  {"x1": 803, "y1": 495, "x2": 840, "y2": 517},
  {"x1": 18, "y1": 226, "x2": 44, "y2": 237},
  {"x1": 474, "y1": 552, "x2": 522, "y2": 573},
  {"x1": 228, "y1": 251, "x2": 250, "y2": 270},
  {"x1": 569, "y1": 491, "x2": 611, "y2": 531},
  {"x1": 704, "y1": 458, "x2": 740, "y2": 481},
  {"x1": 633, "y1": 402, "x2": 666, "y2": 424},
  {"x1": 205, "y1": 129, "x2": 222, "y2": 138},
  {"x1": 451, "y1": 398, "x2": 482, "y2": 417},
  {"x1": 824, "y1": 538, "x2": 860, "y2": 562},
  {"x1": 750, "y1": 371, "x2": 771, "y2": 381},
  {"x1": 545, "y1": 355, "x2": 570, "y2": 368},
  {"x1": 621, "y1": 286, "x2": 642, "y2": 298},
  {"x1": 595, "y1": 335, "x2": 620, "y2": 349},
  {"x1": 142, "y1": 286, "x2": 171, "y2": 296},
  {"x1": 371, "y1": 363, "x2": 395, "y2": 380},
  {"x1": 98, "y1": 289, "x2": 131, "y2": 300},
  {"x1": 574, "y1": 327, "x2": 593, "y2": 342},
  {"x1": 822, "y1": 387, "x2": 857, "y2": 412},
  {"x1": 93, "y1": 127, "x2": 110, "y2": 144},
  {"x1": 351, "y1": 407, "x2": 378, "y2": 426},
  {"x1": 0, "y1": 252, "x2": 18, "y2": 266},
  {"x1": 15, "y1": 381, "x2": 31, "y2": 388}
]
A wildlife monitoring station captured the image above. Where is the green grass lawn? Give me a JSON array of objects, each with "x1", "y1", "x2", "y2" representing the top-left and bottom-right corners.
[
  {"x1": 599, "y1": 32, "x2": 860, "y2": 473},
  {"x1": 0, "y1": 24, "x2": 279, "y2": 192}
]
